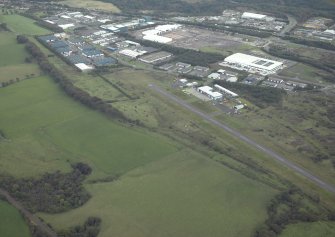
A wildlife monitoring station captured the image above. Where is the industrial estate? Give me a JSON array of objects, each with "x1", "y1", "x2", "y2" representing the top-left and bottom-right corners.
[{"x1": 0, "y1": 1, "x2": 335, "y2": 237}]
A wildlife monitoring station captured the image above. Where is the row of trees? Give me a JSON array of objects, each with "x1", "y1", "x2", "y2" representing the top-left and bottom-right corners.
[
  {"x1": 265, "y1": 44, "x2": 335, "y2": 83},
  {"x1": 281, "y1": 35, "x2": 335, "y2": 52},
  {"x1": 23, "y1": 38, "x2": 130, "y2": 123},
  {"x1": 58, "y1": 217, "x2": 102, "y2": 237},
  {"x1": 214, "y1": 80, "x2": 287, "y2": 108},
  {"x1": 254, "y1": 188, "x2": 332, "y2": 237},
  {"x1": 177, "y1": 21, "x2": 272, "y2": 38}
]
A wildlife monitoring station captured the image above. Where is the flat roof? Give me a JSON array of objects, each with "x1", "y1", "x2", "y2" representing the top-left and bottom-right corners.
[
  {"x1": 224, "y1": 53, "x2": 283, "y2": 71},
  {"x1": 198, "y1": 86, "x2": 222, "y2": 98},
  {"x1": 75, "y1": 63, "x2": 94, "y2": 71},
  {"x1": 143, "y1": 34, "x2": 172, "y2": 44},
  {"x1": 242, "y1": 12, "x2": 267, "y2": 19}
]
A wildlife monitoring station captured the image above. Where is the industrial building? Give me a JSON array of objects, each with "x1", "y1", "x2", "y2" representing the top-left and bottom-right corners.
[
  {"x1": 221, "y1": 53, "x2": 284, "y2": 75},
  {"x1": 241, "y1": 12, "x2": 273, "y2": 21},
  {"x1": 197, "y1": 86, "x2": 223, "y2": 100},
  {"x1": 142, "y1": 24, "x2": 182, "y2": 44},
  {"x1": 139, "y1": 51, "x2": 172, "y2": 64},
  {"x1": 214, "y1": 84, "x2": 238, "y2": 97}
]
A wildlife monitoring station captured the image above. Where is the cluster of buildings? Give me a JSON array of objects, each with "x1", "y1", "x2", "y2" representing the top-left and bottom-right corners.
[
  {"x1": 38, "y1": 33, "x2": 117, "y2": 71},
  {"x1": 100, "y1": 16, "x2": 155, "y2": 33},
  {"x1": 219, "y1": 53, "x2": 285, "y2": 76},
  {"x1": 197, "y1": 84, "x2": 238, "y2": 101},
  {"x1": 208, "y1": 70, "x2": 238, "y2": 82},
  {"x1": 261, "y1": 77, "x2": 307, "y2": 91},
  {"x1": 43, "y1": 11, "x2": 108, "y2": 30},
  {"x1": 293, "y1": 17, "x2": 335, "y2": 42},
  {"x1": 172, "y1": 10, "x2": 287, "y2": 32},
  {"x1": 159, "y1": 62, "x2": 210, "y2": 78}
]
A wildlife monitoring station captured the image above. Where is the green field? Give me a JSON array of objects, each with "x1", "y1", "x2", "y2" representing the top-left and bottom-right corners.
[
  {"x1": 0, "y1": 31, "x2": 42, "y2": 83},
  {"x1": 280, "y1": 221, "x2": 335, "y2": 237},
  {"x1": 0, "y1": 75, "x2": 278, "y2": 237},
  {"x1": 39, "y1": 150, "x2": 277, "y2": 237},
  {"x1": 0, "y1": 200, "x2": 32, "y2": 237},
  {"x1": 0, "y1": 14, "x2": 50, "y2": 35},
  {"x1": 0, "y1": 76, "x2": 176, "y2": 179}
]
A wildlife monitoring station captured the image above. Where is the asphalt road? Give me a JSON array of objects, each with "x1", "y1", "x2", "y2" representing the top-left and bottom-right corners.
[
  {"x1": 279, "y1": 14, "x2": 297, "y2": 37},
  {"x1": 149, "y1": 84, "x2": 335, "y2": 194}
]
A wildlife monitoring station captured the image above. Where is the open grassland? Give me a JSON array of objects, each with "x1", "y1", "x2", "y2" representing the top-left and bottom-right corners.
[
  {"x1": 0, "y1": 31, "x2": 42, "y2": 83},
  {"x1": 279, "y1": 63, "x2": 331, "y2": 84},
  {"x1": 39, "y1": 151, "x2": 277, "y2": 237},
  {"x1": 0, "y1": 32, "x2": 29, "y2": 66},
  {"x1": 60, "y1": 0, "x2": 121, "y2": 12},
  {"x1": 0, "y1": 74, "x2": 278, "y2": 237},
  {"x1": 0, "y1": 14, "x2": 50, "y2": 35},
  {"x1": 214, "y1": 90, "x2": 335, "y2": 188},
  {"x1": 0, "y1": 200, "x2": 32, "y2": 237},
  {"x1": 280, "y1": 221, "x2": 335, "y2": 237},
  {"x1": 0, "y1": 76, "x2": 176, "y2": 179}
]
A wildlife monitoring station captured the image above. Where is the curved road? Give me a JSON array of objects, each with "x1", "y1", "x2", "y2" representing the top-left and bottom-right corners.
[
  {"x1": 279, "y1": 14, "x2": 297, "y2": 37},
  {"x1": 149, "y1": 84, "x2": 335, "y2": 194}
]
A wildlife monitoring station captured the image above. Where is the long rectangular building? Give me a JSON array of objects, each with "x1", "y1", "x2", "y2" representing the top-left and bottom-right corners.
[{"x1": 221, "y1": 53, "x2": 283, "y2": 75}]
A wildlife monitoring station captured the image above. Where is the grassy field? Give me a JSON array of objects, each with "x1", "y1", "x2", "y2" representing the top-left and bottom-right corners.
[
  {"x1": 39, "y1": 150, "x2": 277, "y2": 237},
  {"x1": 0, "y1": 200, "x2": 32, "y2": 237},
  {"x1": 0, "y1": 14, "x2": 50, "y2": 35},
  {"x1": 0, "y1": 31, "x2": 42, "y2": 84},
  {"x1": 280, "y1": 221, "x2": 335, "y2": 237},
  {"x1": 0, "y1": 76, "x2": 177, "y2": 178},
  {"x1": 279, "y1": 63, "x2": 330, "y2": 84},
  {"x1": 0, "y1": 74, "x2": 279, "y2": 237},
  {"x1": 60, "y1": 0, "x2": 121, "y2": 12}
]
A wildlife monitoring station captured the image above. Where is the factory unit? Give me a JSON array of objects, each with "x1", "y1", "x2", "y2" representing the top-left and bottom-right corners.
[
  {"x1": 214, "y1": 84, "x2": 238, "y2": 97},
  {"x1": 221, "y1": 53, "x2": 284, "y2": 75},
  {"x1": 142, "y1": 24, "x2": 182, "y2": 44},
  {"x1": 197, "y1": 86, "x2": 223, "y2": 100},
  {"x1": 241, "y1": 12, "x2": 274, "y2": 21}
]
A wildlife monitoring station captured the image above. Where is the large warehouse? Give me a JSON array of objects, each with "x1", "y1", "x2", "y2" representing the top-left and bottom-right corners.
[
  {"x1": 221, "y1": 53, "x2": 284, "y2": 75},
  {"x1": 241, "y1": 12, "x2": 267, "y2": 20},
  {"x1": 142, "y1": 24, "x2": 181, "y2": 44}
]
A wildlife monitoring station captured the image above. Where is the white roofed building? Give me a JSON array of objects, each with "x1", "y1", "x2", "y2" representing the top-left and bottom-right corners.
[
  {"x1": 197, "y1": 86, "x2": 223, "y2": 100},
  {"x1": 242, "y1": 12, "x2": 267, "y2": 20},
  {"x1": 221, "y1": 53, "x2": 284, "y2": 75}
]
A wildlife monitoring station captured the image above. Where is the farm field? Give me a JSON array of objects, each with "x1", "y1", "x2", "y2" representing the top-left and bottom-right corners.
[
  {"x1": 280, "y1": 221, "x2": 335, "y2": 237},
  {"x1": 0, "y1": 200, "x2": 32, "y2": 237},
  {"x1": 39, "y1": 150, "x2": 277, "y2": 237},
  {"x1": 0, "y1": 31, "x2": 42, "y2": 84},
  {"x1": 0, "y1": 76, "x2": 176, "y2": 179},
  {"x1": 60, "y1": 0, "x2": 121, "y2": 12},
  {"x1": 0, "y1": 14, "x2": 50, "y2": 35}
]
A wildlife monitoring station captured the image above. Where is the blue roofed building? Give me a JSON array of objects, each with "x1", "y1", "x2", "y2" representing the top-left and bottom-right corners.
[
  {"x1": 82, "y1": 48, "x2": 104, "y2": 58},
  {"x1": 92, "y1": 57, "x2": 118, "y2": 67}
]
